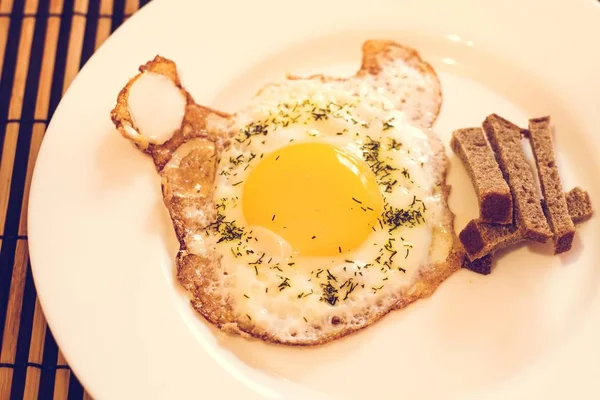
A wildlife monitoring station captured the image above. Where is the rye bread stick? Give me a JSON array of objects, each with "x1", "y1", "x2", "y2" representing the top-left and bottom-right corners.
[
  {"x1": 483, "y1": 114, "x2": 552, "y2": 242},
  {"x1": 451, "y1": 127, "x2": 512, "y2": 224},
  {"x1": 528, "y1": 116, "x2": 575, "y2": 254}
]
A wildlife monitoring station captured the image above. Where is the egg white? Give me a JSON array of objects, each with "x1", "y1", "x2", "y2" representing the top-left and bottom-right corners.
[{"x1": 189, "y1": 80, "x2": 447, "y2": 338}]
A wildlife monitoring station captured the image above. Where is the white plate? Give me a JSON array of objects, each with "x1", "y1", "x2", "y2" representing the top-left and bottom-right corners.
[{"x1": 28, "y1": 0, "x2": 600, "y2": 398}]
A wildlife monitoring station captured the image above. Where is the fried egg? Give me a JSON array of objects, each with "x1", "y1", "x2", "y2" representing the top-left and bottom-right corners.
[{"x1": 111, "y1": 40, "x2": 461, "y2": 345}]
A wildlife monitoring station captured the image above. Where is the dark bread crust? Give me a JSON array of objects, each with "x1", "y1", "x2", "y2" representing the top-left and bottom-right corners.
[
  {"x1": 482, "y1": 114, "x2": 552, "y2": 243},
  {"x1": 460, "y1": 220, "x2": 520, "y2": 260},
  {"x1": 112, "y1": 42, "x2": 462, "y2": 346},
  {"x1": 451, "y1": 127, "x2": 512, "y2": 224},
  {"x1": 462, "y1": 254, "x2": 493, "y2": 275},
  {"x1": 528, "y1": 116, "x2": 575, "y2": 254}
]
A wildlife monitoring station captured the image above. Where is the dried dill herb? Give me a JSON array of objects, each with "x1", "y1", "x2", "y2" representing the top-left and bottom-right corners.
[
  {"x1": 278, "y1": 277, "x2": 291, "y2": 291},
  {"x1": 320, "y1": 281, "x2": 338, "y2": 306},
  {"x1": 380, "y1": 204, "x2": 424, "y2": 231},
  {"x1": 236, "y1": 121, "x2": 269, "y2": 143},
  {"x1": 208, "y1": 213, "x2": 244, "y2": 243},
  {"x1": 388, "y1": 138, "x2": 402, "y2": 150},
  {"x1": 382, "y1": 117, "x2": 395, "y2": 131}
]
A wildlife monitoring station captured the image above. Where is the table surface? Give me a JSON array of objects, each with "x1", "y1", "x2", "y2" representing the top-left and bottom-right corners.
[{"x1": 0, "y1": 0, "x2": 152, "y2": 398}]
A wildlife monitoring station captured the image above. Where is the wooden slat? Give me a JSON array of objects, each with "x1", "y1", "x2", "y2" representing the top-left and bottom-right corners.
[
  {"x1": 19, "y1": 5, "x2": 63, "y2": 398},
  {"x1": 23, "y1": 0, "x2": 40, "y2": 14},
  {"x1": 73, "y1": 0, "x2": 89, "y2": 14},
  {"x1": 0, "y1": 0, "x2": 15, "y2": 14},
  {"x1": 62, "y1": 15, "x2": 88, "y2": 93},
  {"x1": 9, "y1": 1, "x2": 64, "y2": 399},
  {"x1": 0, "y1": 17, "x2": 11, "y2": 80},
  {"x1": 124, "y1": 0, "x2": 139, "y2": 20},
  {"x1": 7, "y1": 16, "x2": 36, "y2": 120},
  {"x1": 22, "y1": 299, "x2": 47, "y2": 400},
  {"x1": 49, "y1": 0, "x2": 65, "y2": 14},
  {"x1": 34, "y1": 17, "x2": 61, "y2": 120},
  {"x1": 99, "y1": 0, "x2": 113, "y2": 14},
  {"x1": 0, "y1": 124, "x2": 19, "y2": 234},
  {"x1": 125, "y1": 0, "x2": 139, "y2": 14},
  {"x1": 0, "y1": 239, "x2": 5, "y2": 395},
  {"x1": 0, "y1": 241, "x2": 30, "y2": 399},
  {"x1": 52, "y1": 351, "x2": 69, "y2": 400},
  {"x1": 95, "y1": 0, "x2": 113, "y2": 49},
  {"x1": 18, "y1": 123, "x2": 46, "y2": 235}
]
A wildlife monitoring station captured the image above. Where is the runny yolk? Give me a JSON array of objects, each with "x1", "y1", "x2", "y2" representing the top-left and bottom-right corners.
[{"x1": 242, "y1": 142, "x2": 384, "y2": 256}]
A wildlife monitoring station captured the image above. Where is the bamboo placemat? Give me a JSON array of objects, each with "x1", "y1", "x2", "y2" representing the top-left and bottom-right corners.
[{"x1": 0, "y1": 0, "x2": 152, "y2": 398}]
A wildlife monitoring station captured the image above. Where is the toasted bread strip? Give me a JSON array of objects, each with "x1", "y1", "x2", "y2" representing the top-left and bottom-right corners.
[
  {"x1": 565, "y1": 187, "x2": 593, "y2": 223},
  {"x1": 462, "y1": 188, "x2": 591, "y2": 261},
  {"x1": 528, "y1": 116, "x2": 575, "y2": 254},
  {"x1": 451, "y1": 127, "x2": 513, "y2": 224},
  {"x1": 483, "y1": 114, "x2": 552, "y2": 242}
]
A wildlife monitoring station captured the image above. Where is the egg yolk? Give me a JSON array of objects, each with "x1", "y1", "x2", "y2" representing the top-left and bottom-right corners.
[{"x1": 242, "y1": 143, "x2": 383, "y2": 256}]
